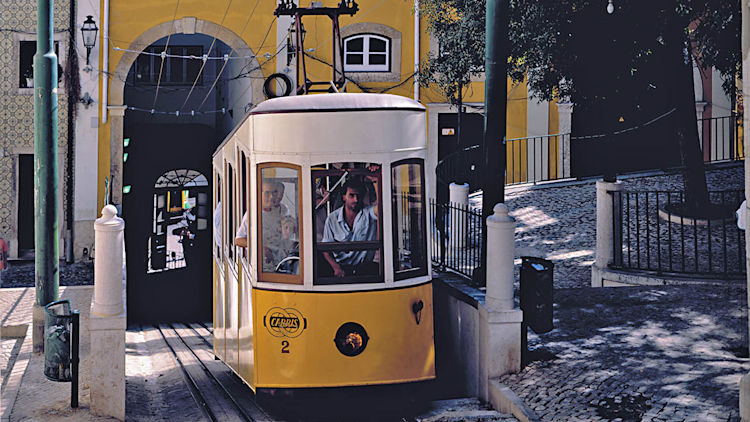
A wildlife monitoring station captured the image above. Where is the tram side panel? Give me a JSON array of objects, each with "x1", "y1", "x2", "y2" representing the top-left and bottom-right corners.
[
  {"x1": 253, "y1": 283, "x2": 435, "y2": 388},
  {"x1": 213, "y1": 256, "x2": 226, "y2": 360},
  {"x1": 238, "y1": 263, "x2": 256, "y2": 389}
]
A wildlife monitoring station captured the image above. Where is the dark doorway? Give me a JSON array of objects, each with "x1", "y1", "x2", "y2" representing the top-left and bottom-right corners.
[
  {"x1": 122, "y1": 124, "x2": 222, "y2": 323},
  {"x1": 17, "y1": 154, "x2": 34, "y2": 255},
  {"x1": 437, "y1": 113, "x2": 484, "y2": 202}
]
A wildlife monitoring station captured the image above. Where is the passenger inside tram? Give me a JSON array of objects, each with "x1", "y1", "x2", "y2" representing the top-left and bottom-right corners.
[{"x1": 320, "y1": 164, "x2": 381, "y2": 278}]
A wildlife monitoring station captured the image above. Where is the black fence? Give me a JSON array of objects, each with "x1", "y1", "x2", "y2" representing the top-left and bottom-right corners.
[
  {"x1": 430, "y1": 199, "x2": 483, "y2": 280},
  {"x1": 699, "y1": 114, "x2": 744, "y2": 163},
  {"x1": 506, "y1": 133, "x2": 571, "y2": 185},
  {"x1": 609, "y1": 189, "x2": 745, "y2": 278},
  {"x1": 435, "y1": 133, "x2": 572, "y2": 193}
]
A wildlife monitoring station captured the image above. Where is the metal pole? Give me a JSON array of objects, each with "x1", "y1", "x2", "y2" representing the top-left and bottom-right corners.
[
  {"x1": 481, "y1": 0, "x2": 508, "y2": 284},
  {"x1": 71, "y1": 310, "x2": 80, "y2": 408},
  {"x1": 34, "y1": 0, "x2": 59, "y2": 342}
]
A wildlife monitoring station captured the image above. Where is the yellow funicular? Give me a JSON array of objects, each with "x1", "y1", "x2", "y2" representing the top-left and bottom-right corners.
[{"x1": 212, "y1": 93, "x2": 435, "y2": 390}]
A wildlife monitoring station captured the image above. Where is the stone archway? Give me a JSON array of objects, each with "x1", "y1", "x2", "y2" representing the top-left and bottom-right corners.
[{"x1": 107, "y1": 17, "x2": 265, "y2": 205}]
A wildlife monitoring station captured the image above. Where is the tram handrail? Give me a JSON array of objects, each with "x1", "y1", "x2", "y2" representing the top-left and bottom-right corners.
[{"x1": 316, "y1": 241, "x2": 381, "y2": 251}]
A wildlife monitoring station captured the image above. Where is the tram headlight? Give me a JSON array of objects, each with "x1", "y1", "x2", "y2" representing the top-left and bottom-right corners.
[{"x1": 334, "y1": 322, "x2": 369, "y2": 357}]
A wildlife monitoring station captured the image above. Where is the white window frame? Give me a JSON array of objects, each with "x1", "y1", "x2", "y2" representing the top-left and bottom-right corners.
[{"x1": 344, "y1": 34, "x2": 390, "y2": 73}]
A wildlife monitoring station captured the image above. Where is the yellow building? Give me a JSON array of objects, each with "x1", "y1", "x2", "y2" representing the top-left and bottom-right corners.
[
  {"x1": 0, "y1": 0, "x2": 562, "y2": 263},
  {"x1": 94, "y1": 0, "x2": 562, "y2": 210}
]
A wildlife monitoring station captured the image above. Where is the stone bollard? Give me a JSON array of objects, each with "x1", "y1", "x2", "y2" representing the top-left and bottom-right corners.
[
  {"x1": 480, "y1": 203, "x2": 523, "y2": 408},
  {"x1": 486, "y1": 204, "x2": 515, "y2": 311},
  {"x1": 591, "y1": 180, "x2": 624, "y2": 287},
  {"x1": 89, "y1": 205, "x2": 126, "y2": 420},
  {"x1": 449, "y1": 182, "x2": 470, "y2": 251}
]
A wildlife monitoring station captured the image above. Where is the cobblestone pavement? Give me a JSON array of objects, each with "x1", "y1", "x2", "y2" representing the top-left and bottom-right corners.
[
  {"x1": 498, "y1": 284, "x2": 748, "y2": 421},
  {"x1": 488, "y1": 163, "x2": 745, "y2": 289},
  {"x1": 1, "y1": 260, "x2": 94, "y2": 288}
]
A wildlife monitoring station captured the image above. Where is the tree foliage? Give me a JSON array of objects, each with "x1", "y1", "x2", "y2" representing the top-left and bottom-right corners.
[
  {"x1": 420, "y1": 0, "x2": 740, "y2": 109},
  {"x1": 507, "y1": 0, "x2": 741, "y2": 108},
  {"x1": 418, "y1": 0, "x2": 485, "y2": 105}
]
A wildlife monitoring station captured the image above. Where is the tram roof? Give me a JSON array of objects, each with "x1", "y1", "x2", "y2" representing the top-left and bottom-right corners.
[
  {"x1": 249, "y1": 93, "x2": 426, "y2": 115},
  {"x1": 213, "y1": 93, "x2": 426, "y2": 157}
]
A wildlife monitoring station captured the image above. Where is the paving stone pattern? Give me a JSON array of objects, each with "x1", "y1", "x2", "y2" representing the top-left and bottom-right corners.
[
  {"x1": 498, "y1": 284, "x2": 749, "y2": 421},
  {"x1": 1, "y1": 260, "x2": 94, "y2": 288},
  {"x1": 476, "y1": 164, "x2": 745, "y2": 289}
]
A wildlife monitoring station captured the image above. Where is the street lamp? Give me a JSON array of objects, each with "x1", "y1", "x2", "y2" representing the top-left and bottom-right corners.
[
  {"x1": 287, "y1": 20, "x2": 306, "y2": 66},
  {"x1": 80, "y1": 15, "x2": 98, "y2": 70}
]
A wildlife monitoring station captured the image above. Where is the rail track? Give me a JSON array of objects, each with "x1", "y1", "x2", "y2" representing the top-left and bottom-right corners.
[{"x1": 152, "y1": 322, "x2": 271, "y2": 422}]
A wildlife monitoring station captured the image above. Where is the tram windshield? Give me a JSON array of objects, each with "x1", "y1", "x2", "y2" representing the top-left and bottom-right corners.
[
  {"x1": 258, "y1": 165, "x2": 302, "y2": 283},
  {"x1": 312, "y1": 162, "x2": 383, "y2": 284}
]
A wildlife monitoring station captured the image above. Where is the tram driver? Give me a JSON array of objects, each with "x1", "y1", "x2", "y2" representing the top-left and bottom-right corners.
[{"x1": 322, "y1": 168, "x2": 380, "y2": 277}]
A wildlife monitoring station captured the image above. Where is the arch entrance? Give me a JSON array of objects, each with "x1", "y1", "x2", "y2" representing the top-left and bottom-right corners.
[{"x1": 114, "y1": 22, "x2": 263, "y2": 323}]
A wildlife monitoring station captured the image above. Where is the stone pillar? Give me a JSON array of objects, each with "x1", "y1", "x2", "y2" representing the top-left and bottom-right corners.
[
  {"x1": 108, "y1": 105, "x2": 127, "y2": 208},
  {"x1": 592, "y1": 180, "x2": 624, "y2": 287},
  {"x1": 89, "y1": 205, "x2": 126, "y2": 420},
  {"x1": 480, "y1": 203, "x2": 523, "y2": 404},
  {"x1": 449, "y1": 182, "x2": 470, "y2": 250},
  {"x1": 557, "y1": 101, "x2": 573, "y2": 179}
]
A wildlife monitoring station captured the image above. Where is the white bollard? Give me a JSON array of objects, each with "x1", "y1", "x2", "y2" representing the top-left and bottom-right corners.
[
  {"x1": 485, "y1": 203, "x2": 515, "y2": 311},
  {"x1": 480, "y1": 203, "x2": 523, "y2": 407},
  {"x1": 449, "y1": 182, "x2": 470, "y2": 251},
  {"x1": 592, "y1": 180, "x2": 624, "y2": 287},
  {"x1": 90, "y1": 205, "x2": 126, "y2": 420},
  {"x1": 93, "y1": 204, "x2": 124, "y2": 316}
]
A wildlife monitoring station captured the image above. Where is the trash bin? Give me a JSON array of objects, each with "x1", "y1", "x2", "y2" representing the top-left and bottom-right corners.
[
  {"x1": 44, "y1": 300, "x2": 73, "y2": 382},
  {"x1": 520, "y1": 256, "x2": 554, "y2": 334}
]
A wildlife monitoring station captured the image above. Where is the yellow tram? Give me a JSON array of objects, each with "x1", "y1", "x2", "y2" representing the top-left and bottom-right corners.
[{"x1": 212, "y1": 93, "x2": 435, "y2": 390}]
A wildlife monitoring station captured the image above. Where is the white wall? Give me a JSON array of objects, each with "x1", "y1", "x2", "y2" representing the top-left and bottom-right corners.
[{"x1": 74, "y1": 2, "x2": 102, "y2": 259}]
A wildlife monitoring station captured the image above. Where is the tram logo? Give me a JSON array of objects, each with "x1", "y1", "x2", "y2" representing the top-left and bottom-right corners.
[{"x1": 263, "y1": 307, "x2": 307, "y2": 338}]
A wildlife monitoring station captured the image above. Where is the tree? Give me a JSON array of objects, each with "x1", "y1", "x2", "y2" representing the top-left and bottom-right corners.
[
  {"x1": 508, "y1": 0, "x2": 740, "y2": 215},
  {"x1": 419, "y1": 0, "x2": 486, "y2": 172},
  {"x1": 421, "y1": 0, "x2": 741, "y2": 215}
]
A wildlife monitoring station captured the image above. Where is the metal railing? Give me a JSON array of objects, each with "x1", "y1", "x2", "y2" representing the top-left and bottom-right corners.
[
  {"x1": 430, "y1": 199, "x2": 483, "y2": 280},
  {"x1": 698, "y1": 114, "x2": 744, "y2": 163},
  {"x1": 609, "y1": 189, "x2": 745, "y2": 278},
  {"x1": 506, "y1": 133, "x2": 571, "y2": 185},
  {"x1": 435, "y1": 133, "x2": 571, "y2": 192}
]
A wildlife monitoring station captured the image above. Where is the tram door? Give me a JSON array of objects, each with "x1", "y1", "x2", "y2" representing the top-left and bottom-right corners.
[{"x1": 123, "y1": 124, "x2": 221, "y2": 323}]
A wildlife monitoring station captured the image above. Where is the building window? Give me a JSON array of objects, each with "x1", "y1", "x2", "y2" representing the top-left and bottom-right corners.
[
  {"x1": 312, "y1": 162, "x2": 383, "y2": 285},
  {"x1": 257, "y1": 163, "x2": 302, "y2": 284},
  {"x1": 19, "y1": 41, "x2": 61, "y2": 88},
  {"x1": 132, "y1": 45, "x2": 203, "y2": 85},
  {"x1": 343, "y1": 34, "x2": 390, "y2": 72},
  {"x1": 391, "y1": 159, "x2": 428, "y2": 280}
]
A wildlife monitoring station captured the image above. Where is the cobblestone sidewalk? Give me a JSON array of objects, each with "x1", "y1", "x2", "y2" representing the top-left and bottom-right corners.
[
  {"x1": 482, "y1": 163, "x2": 745, "y2": 289},
  {"x1": 499, "y1": 284, "x2": 749, "y2": 421}
]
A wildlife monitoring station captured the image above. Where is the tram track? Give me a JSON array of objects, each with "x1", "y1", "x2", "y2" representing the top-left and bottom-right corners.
[{"x1": 155, "y1": 323, "x2": 271, "y2": 422}]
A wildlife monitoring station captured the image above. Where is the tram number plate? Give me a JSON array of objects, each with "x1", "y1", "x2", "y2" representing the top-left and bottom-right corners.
[{"x1": 281, "y1": 340, "x2": 290, "y2": 354}]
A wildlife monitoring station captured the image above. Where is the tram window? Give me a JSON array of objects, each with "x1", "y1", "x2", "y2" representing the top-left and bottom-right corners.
[
  {"x1": 312, "y1": 162, "x2": 383, "y2": 284},
  {"x1": 391, "y1": 159, "x2": 428, "y2": 280},
  {"x1": 227, "y1": 163, "x2": 235, "y2": 261},
  {"x1": 257, "y1": 164, "x2": 302, "y2": 284},
  {"x1": 214, "y1": 172, "x2": 222, "y2": 259},
  {"x1": 239, "y1": 151, "x2": 249, "y2": 260}
]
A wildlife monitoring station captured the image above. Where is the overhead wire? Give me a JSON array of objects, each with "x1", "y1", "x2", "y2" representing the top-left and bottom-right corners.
[
  {"x1": 152, "y1": 0, "x2": 182, "y2": 109},
  {"x1": 179, "y1": 0, "x2": 234, "y2": 111}
]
